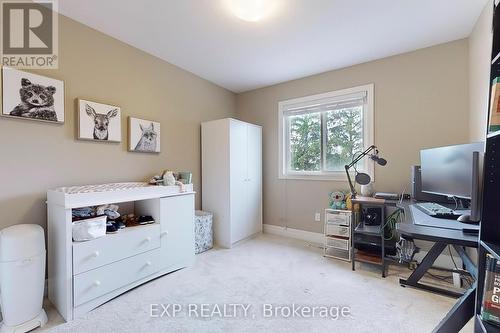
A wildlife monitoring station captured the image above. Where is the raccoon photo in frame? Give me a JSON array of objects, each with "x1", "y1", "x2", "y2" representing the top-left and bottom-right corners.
[
  {"x1": 78, "y1": 99, "x2": 121, "y2": 142},
  {"x1": 128, "y1": 117, "x2": 160, "y2": 153},
  {"x1": 1, "y1": 67, "x2": 65, "y2": 123}
]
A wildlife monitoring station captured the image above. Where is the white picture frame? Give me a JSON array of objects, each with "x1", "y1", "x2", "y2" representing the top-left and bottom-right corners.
[
  {"x1": 128, "y1": 117, "x2": 160, "y2": 153},
  {"x1": 78, "y1": 99, "x2": 121, "y2": 142},
  {"x1": 1, "y1": 67, "x2": 65, "y2": 124}
]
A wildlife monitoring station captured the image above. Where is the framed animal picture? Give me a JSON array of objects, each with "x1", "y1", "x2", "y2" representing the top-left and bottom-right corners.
[
  {"x1": 78, "y1": 99, "x2": 121, "y2": 142},
  {"x1": 1, "y1": 67, "x2": 65, "y2": 123},
  {"x1": 128, "y1": 117, "x2": 160, "y2": 153}
]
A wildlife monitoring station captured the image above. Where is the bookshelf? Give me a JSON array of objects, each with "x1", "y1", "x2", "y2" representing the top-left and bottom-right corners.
[
  {"x1": 475, "y1": 1, "x2": 500, "y2": 332},
  {"x1": 477, "y1": 314, "x2": 500, "y2": 333}
]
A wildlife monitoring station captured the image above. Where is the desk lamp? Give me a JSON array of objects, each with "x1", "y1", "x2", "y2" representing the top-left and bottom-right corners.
[{"x1": 344, "y1": 145, "x2": 387, "y2": 199}]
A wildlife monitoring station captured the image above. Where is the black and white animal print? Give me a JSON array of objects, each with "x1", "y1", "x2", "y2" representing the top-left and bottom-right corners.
[
  {"x1": 10, "y1": 78, "x2": 57, "y2": 121},
  {"x1": 134, "y1": 122, "x2": 158, "y2": 152},
  {"x1": 85, "y1": 104, "x2": 118, "y2": 140}
]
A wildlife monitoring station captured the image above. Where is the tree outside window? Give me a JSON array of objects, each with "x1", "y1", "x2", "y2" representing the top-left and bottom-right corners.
[
  {"x1": 279, "y1": 84, "x2": 373, "y2": 180},
  {"x1": 287, "y1": 106, "x2": 363, "y2": 173}
]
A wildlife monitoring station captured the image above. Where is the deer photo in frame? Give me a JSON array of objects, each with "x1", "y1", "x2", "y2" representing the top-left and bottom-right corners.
[{"x1": 78, "y1": 99, "x2": 121, "y2": 142}]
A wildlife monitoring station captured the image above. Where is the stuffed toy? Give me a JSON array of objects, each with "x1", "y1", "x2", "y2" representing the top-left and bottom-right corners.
[
  {"x1": 162, "y1": 170, "x2": 176, "y2": 186},
  {"x1": 328, "y1": 191, "x2": 347, "y2": 210},
  {"x1": 149, "y1": 170, "x2": 187, "y2": 192}
]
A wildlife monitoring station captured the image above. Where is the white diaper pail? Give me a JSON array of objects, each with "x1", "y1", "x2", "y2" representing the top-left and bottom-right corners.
[{"x1": 0, "y1": 225, "x2": 47, "y2": 333}]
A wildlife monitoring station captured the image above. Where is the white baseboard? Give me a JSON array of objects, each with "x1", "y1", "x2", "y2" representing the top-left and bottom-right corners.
[
  {"x1": 263, "y1": 224, "x2": 323, "y2": 245},
  {"x1": 263, "y1": 224, "x2": 467, "y2": 270}
]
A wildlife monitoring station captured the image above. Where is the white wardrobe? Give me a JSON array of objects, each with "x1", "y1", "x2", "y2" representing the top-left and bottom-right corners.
[{"x1": 201, "y1": 118, "x2": 262, "y2": 248}]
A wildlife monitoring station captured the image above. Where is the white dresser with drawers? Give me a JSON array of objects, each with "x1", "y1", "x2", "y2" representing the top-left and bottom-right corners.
[
  {"x1": 47, "y1": 183, "x2": 195, "y2": 321},
  {"x1": 324, "y1": 209, "x2": 352, "y2": 261}
]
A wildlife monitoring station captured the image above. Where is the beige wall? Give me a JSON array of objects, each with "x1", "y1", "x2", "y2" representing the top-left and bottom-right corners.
[
  {"x1": 0, "y1": 15, "x2": 236, "y2": 231},
  {"x1": 469, "y1": 1, "x2": 493, "y2": 142},
  {"x1": 236, "y1": 40, "x2": 470, "y2": 233},
  {"x1": 0, "y1": 11, "x2": 484, "y2": 238},
  {"x1": 465, "y1": 1, "x2": 492, "y2": 265}
]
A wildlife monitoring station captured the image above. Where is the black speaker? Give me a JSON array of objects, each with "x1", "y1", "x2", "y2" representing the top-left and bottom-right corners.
[
  {"x1": 411, "y1": 165, "x2": 450, "y2": 203},
  {"x1": 362, "y1": 207, "x2": 382, "y2": 226}
]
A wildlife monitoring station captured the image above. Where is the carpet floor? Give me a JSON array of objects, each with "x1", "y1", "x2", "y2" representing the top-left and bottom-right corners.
[{"x1": 37, "y1": 234, "x2": 471, "y2": 333}]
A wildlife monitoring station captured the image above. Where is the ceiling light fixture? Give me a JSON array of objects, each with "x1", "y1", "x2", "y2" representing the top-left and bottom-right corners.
[{"x1": 224, "y1": 0, "x2": 281, "y2": 22}]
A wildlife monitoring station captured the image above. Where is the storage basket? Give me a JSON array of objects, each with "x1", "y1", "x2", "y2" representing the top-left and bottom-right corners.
[
  {"x1": 325, "y1": 236, "x2": 350, "y2": 251},
  {"x1": 325, "y1": 224, "x2": 350, "y2": 238},
  {"x1": 326, "y1": 212, "x2": 351, "y2": 226},
  {"x1": 195, "y1": 210, "x2": 213, "y2": 254},
  {"x1": 72, "y1": 216, "x2": 107, "y2": 242}
]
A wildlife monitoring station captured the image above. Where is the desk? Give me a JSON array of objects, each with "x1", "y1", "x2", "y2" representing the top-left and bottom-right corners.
[{"x1": 397, "y1": 202, "x2": 479, "y2": 333}]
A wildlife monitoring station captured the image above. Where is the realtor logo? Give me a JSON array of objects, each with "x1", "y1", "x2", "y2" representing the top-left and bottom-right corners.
[{"x1": 1, "y1": 0, "x2": 58, "y2": 68}]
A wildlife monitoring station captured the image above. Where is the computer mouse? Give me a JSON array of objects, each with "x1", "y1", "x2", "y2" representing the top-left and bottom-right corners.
[{"x1": 457, "y1": 214, "x2": 471, "y2": 223}]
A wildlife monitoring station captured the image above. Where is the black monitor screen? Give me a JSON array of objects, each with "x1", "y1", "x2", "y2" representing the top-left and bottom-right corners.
[{"x1": 420, "y1": 143, "x2": 484, "y2": 199}]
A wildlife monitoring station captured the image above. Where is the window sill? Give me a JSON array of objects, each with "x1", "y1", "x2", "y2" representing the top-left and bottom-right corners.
[
  {"x1": 278, "y1": 174, "x2": 350, "y2": 181},
  {"x1": 279, "y1": 172, "x2": 375, "y2": 182}
]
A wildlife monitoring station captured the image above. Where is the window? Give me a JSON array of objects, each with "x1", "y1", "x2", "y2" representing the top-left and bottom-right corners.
[{"x1": 278, "y1": 84, "x2": 374, "y2": 180}]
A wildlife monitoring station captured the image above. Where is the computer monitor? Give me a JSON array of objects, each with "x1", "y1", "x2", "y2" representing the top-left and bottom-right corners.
[{"x1": 420, "y1": 142, "x2": 484, "y2": 222}]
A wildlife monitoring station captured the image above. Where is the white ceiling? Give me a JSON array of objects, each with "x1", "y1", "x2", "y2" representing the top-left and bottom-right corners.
[{"x1": 58, "y1": 0, "x2": 489, "y2": 93}]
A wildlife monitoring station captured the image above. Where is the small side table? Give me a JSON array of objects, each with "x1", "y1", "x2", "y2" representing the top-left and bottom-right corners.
[{"x1": 351, "y1": 197, "x2": 392, "y2": 277}]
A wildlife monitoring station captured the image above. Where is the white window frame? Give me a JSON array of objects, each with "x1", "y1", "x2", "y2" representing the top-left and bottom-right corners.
[{"x1": 278, "y1": 84, "x2": 374, "y2": 181}]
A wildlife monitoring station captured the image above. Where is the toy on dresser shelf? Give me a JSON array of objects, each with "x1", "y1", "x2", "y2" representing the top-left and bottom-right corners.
[{"x1": 148, "y1": 169, "x2": 192, "y2": 192}]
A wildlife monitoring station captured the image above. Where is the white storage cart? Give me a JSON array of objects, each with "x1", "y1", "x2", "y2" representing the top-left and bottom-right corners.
[{"x1": 324, "y1": 209, "x2": 352, "y2": 261}]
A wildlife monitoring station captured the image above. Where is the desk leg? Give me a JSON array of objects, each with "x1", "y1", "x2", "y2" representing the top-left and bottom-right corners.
[
  {"x1": 453, "y1": 245, "x2": 477, "y2": 280},
  {"x1": 399, "y1": 242, "x2": 463, "y2": 297},
  {"x1": 352, "y1": 236, "x2": 355, "y2": 271},
  {"x1": 432, "y1": 286, "x2": 476, "y2": 333},
  {"x1": 381, "y1": 232, "x2": 385, "y2": 278},
  {"x1": 406, "y1": 242, "x2": 447, "y2": 285}
]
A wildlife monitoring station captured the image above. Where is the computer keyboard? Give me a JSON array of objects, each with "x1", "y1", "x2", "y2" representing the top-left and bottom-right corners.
[{"x1": 415, "y1": 202, "x2": 461, "y2": 219}]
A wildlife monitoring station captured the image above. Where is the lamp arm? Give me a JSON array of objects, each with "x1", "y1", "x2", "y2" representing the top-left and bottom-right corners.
[
  {"x1": 345, "y1": 164, "x2": 357, "y2": 198},
  {"x1": 346, "y1": 145, "x2": 376, "y2": 169}
]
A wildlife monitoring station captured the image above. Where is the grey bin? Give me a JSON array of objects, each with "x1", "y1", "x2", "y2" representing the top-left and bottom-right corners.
[{"x1": 194, "y1": 210, "x2": 213, "y2": 254}]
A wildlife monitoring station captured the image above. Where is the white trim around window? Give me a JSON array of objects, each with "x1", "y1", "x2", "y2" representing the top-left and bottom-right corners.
[{"x1": 278, "y1": 84, "x2": 374, "y2": 181}]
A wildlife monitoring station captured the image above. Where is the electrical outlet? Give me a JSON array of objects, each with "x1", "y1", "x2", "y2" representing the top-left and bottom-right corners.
[
  {"x1": 314, "y1": 212, "x2": 321, "y2": 222},
  {"x1": 452, "y1": 272, "x2": 462, "y2": 288}
]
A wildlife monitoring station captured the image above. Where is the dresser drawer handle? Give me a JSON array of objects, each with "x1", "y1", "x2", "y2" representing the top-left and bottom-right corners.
[
  {"x1": 161, "y1": 231, "x2": 168, "y2": 237},
  {"x1": 145, "y1": 237, "x2": 152, "y2": 243},
  {"x1": 92, "y1": 251, "x2": 100, "y2": 258},
  {"x1": 146, "y1": 261, "x2": 152, "y2": 266},
  {"x1": 93, "y1": 280, "x2": 101, "y2": 287}
]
